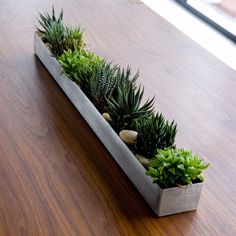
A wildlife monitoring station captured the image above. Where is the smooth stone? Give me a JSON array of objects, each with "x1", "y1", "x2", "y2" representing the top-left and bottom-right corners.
[
  {"x1": 102, "y1": 112, "x2": 111, "y2": 122},
  {"x1": 135, "y1": 154, "x2": 150, "y2": 167},
  {"x1": 119, "y1": 130, "x2": 138, "y2": 145}
]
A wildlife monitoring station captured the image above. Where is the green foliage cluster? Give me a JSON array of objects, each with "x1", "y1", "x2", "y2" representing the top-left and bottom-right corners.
[
  {"x1": 146, "y1": 148, "x2": 209, "y2": 188},
  {"x1": 38, "y1": 7, "x2": 63, "y2": 35},
  {"x1": 135, "y1": 113, "x2": 177, "y2": 159},
  {"x1": 37, "y1": 8, "x2": 209, "y2": 188},
  {"x1": 58, "y1": 50, "x2": 104, "y2": 94},
  {"x1": 113, "y1": 67, "x2": 139, "y2": 98},
  {"x1": 107, "y1": 85, "x2": 154, "y2": 131},
  {"x1": 43, "y1": 22, "x2": 66, "y2": 57},
  {"x1": 64, "y1": 27, "x2": 86, "y2": 52},
  {"x1": 38, "y1": 7, "x2": 85, "y2": 57},
  {"x1": 58, "y1": 50, "x2": 144, "y2": 115}
]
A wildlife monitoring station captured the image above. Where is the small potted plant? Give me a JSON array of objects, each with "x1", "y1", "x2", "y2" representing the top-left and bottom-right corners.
[{"x1": 146, "y1": 148, "x2": 209, "y2": 216}]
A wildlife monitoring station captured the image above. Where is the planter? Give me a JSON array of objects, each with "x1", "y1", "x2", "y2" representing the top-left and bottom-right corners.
[{"x1": 34, "y1": 32, "x2": 203, "y2": 216}]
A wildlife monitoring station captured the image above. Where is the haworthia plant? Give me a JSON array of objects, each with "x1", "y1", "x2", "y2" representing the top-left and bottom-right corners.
[
  {"x1": 146, "y1": 148, "x2": 209, "y2": 188},
  {"x1": 134, "y1": 113, "x2": 177, "y2": 159},
  {"x1": 38, "y1": 7, "x2": 85, "y2": 57},
  {"x1": 58, "y1": 49, "x2": 105, "y2": 94},
  {"x1": 107, "y1": 84, "x2": 155, "y2": 132}
]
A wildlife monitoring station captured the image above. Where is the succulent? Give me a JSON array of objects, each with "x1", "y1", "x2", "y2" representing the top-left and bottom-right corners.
[
  {"x1": 134, "y1": 113, "x2": 177, "y2": 159},
  {"x1": 58, "y1": 49, "x2": 81, "y2": 83},
  {"x1": 89, "y1": 62, "x2": 118, "y2": 112},
  {"x1": 58, "y1": 50, "x2": 104, "y2": 94},
  {"x1": 63, "y1": 27, "x2": 86, "y2": 52},
  {"x1": 146, "y1": 148, "x2": 209, "y2": 188},
  {"x1": 37, "y1": 6, "x2": 63, "y2": 35},
  {"x1": 113, "y1": 66, "x2": 138, "y2": 98},
  {"x1": 43, "y1": 22, "x2": 66, "y2": 57},
  {"x1": 38, "y1": 8, "x2": 85, "y2": 57},
  {"x1": 107, "y1": 85, "x2": 154, "y2": 132},
  {"x1": 38, "y1": 7, "x2": 65, "y2": 56}
]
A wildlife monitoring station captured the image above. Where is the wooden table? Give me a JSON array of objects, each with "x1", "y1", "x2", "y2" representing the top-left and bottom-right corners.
[{"x1": 0, "y1": 0, "x2": 236, "y2": 235}]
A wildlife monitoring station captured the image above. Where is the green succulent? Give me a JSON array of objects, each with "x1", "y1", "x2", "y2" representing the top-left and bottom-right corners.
[
  {"x1": 146, "y1": 148, "x2": 209, "y2": 188},
  {"x1": 63, "y1": 27, "x2": 86, "y2": 52},
  {"x1": 37, "y1": 6, "x2": 63, "y2": 35},
  {"x1": 43, "y1": 22, "x2": 66, "y2": 57},
  {"x1": 59, "y1": 50, "x2": 142, "y2": 113},
  {"x1": 38, "y1": 8, "x2": 85, "y2": 57},
  {"x1": 38, "y1": 7, "x2": 66, "y2": 57},
  {"x1": 113, "y1": 66, "x2": 138, "y2": 98},
  {"x1": 58, "y1": 49, "x2": 105, "y2": 95},
  {"x1": 90, "y1": 62, "x2": 118, "y2": 112},
  {"x1": 107, "y1": 85, "x2": 155, "y2": 132},
  {"x1": 135, "y1": 113, "x2": 177, "y2": 159}
]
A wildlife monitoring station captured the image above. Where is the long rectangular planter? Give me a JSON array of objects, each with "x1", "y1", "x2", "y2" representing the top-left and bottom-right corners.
[{"x1": 34, "y1": 32, "x2": 203, "y2": 217}]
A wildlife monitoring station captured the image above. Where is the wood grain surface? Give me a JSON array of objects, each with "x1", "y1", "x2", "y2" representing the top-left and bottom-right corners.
[{"x1": 0, "y1": 0, "x2": 236, "y2": 235}]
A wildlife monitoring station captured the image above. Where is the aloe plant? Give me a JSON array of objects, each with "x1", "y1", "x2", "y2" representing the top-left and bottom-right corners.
[
  {"x1": 135, "y1": 113, "x2": 177, "y2": 158},
  {"x1": 146, "y1": 148, "x2": 209, "y2": 188},
  {"x1": 107, "y1": 85, "x2": 155, "y2": 131}
]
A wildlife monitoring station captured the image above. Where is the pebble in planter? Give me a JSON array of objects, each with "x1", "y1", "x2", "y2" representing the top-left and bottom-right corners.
[
  {"x1": 102, "y1": 112, "x2": 111, "y2": 122},
  {"x1": 119, "y1": 130, "x2": 138, "y2": 145}
]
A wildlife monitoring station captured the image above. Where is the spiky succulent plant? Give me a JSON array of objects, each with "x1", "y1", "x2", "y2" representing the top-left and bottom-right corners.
[
  {"x1": 113, "y1": 66, "x2": 138, "y2": 97},
  {"x1": 107, "y1": 85, "x2": 155, "y2": 132},
  {"x1": 38, "y1": 8, "x2": 85, "y2": 57},
  {"x1": 38, "y1": 7, "x2": 65, "y2": 56},
  {"x1": 43, "y1": 22, "x2": 66, "y2": 57},
  {"x1": 89, "y1": 62, "x2": 118, "y2": 112},
  {"x1": 63, "y1": 27, "x2": 86, "y2": 52},
  {"x1": 37, "y1": 7, "x2": 63, "y2": 35},
  {"x1": 134, "y1": 113, "x2": 177, "y2": 159},
  {"x1": 58, "y1": 49, "x2": 105, "y2": 94}
]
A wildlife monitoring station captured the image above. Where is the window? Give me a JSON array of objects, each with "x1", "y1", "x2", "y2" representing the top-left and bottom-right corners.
[{"x1": 176, "y1": 0, "x2": 236, "y2": 42}]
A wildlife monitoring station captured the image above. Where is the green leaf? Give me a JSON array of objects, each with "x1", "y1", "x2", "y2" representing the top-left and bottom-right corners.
[
  {"x1": 177, "y1": 164, "x2": 185, "y2": 171},
  {"x1": 146, "y1": 148, "x2": 210, "y2": 188}
]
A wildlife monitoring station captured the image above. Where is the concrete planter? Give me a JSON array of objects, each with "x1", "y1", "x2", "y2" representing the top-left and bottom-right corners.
[{"x1": 34, "y1": 32, "x2": 203, "y2": 216}]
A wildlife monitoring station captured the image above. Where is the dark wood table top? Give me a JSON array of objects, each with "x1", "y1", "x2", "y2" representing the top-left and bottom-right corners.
[{"x1": 0, "y1": 0, "x2": 235, "y2": 235}]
